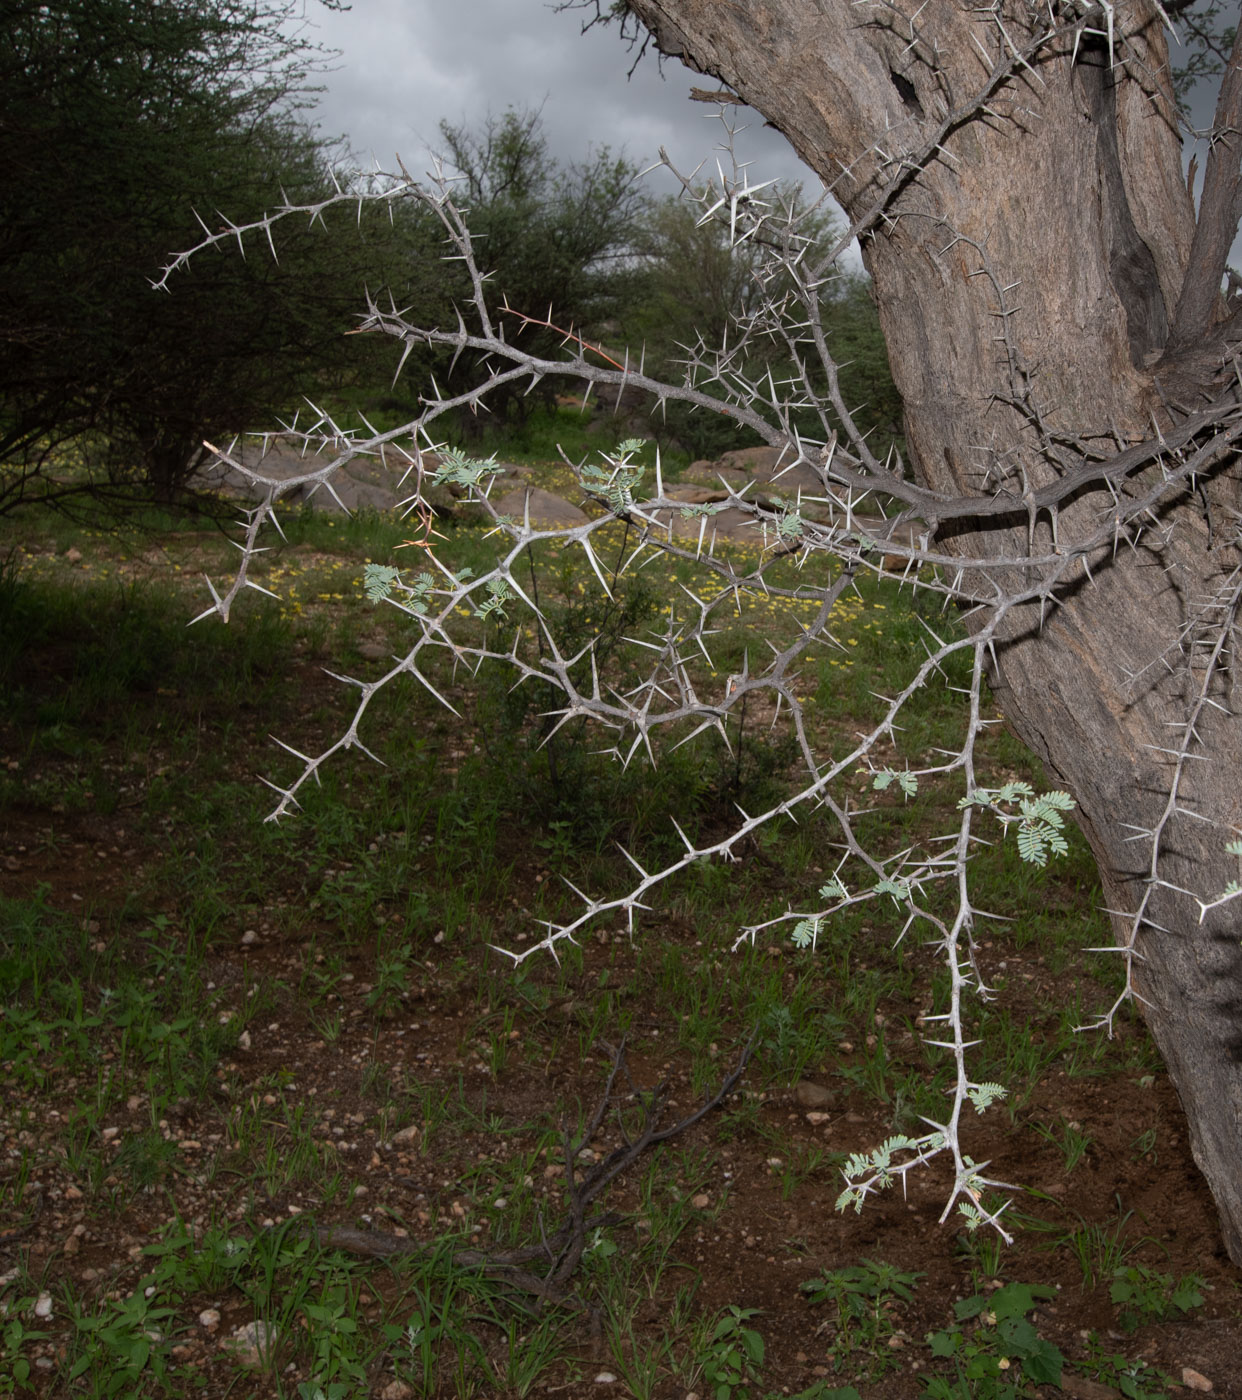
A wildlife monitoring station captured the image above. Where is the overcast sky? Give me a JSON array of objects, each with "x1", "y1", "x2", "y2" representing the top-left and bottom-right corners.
[
  {"x1": 297, "y1": 2, "x2": 1230, "y2": 267},
  {"x1": 299, "y1": 0, "x2": 816, "y2": 196}
]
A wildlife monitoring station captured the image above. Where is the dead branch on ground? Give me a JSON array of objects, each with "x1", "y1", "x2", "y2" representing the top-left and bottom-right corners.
[{"x1": 297, "y1": 1035, "x2": 752, "y2": 1308}]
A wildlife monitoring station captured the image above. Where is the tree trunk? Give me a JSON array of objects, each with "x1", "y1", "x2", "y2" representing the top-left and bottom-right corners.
[{"x1": 627, "y1": 0, "x2": 1242, "y2": 1261}]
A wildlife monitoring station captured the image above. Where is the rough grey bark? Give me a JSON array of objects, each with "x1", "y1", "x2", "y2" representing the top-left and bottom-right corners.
[{"x1": 626, "y1": 0, "x2": 1242, "y2": 1261}]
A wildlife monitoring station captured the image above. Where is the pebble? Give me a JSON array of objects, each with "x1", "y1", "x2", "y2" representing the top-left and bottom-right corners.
[
  {"x1": 33, "y1": 1294, "x2": 52, "y2": 1319},
  {"x1": 1182, "y1": 1370, "x2": 1213, "y2": 1393},
  {"x1": 690, "y1": 1193, "x2": 711, "y2": 1209},
  {"x1": 593, "y1": 1373, "x2": 617, "y2": 1384},
  {"x1": 391, "y1": 1124, "x2": 419, "y2": 1146},
  {"x1": 794, "y1": 1079, "x2": 834, "y2": 1109},
  {"x1": 198, "y1": 1308, "x2": 221, "y2": 1331}
]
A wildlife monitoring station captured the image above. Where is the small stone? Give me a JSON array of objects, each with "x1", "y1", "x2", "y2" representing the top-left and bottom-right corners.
[
  {"x1": 380, "y1": 1382, "x2": 414, "y2": 1400},
  {"x1": 805, "y1": 1111, "x2": 832, "y2": 1125},
  {"x1": 237, "y1": 1030, "x2": 251, "y2": 1052},
  {"x1": 794, "y1": 1080, "x2": 834, "y2": 1109},
  {"x1": 593, "y1": 1373, "x2": 617, "y2": 1384},
  {"x1": 65, "y1": 547, "x2": 82, "y2": 563},
  {"x1": 198, "y1": 1308, "x2": 221, "y2": 1331},
  {"x1": 391, "y1": 1124, "x2": 419, "y2": 1146},
  {"x1": 241, "y1": 929, "x2": 258, "y2": 945},
  {"x1": 33, "y1": 1293, "x2": 52, "y2": 1319},
  {"x1": 224, "y1": 1319, "x2": 277, "y2": 1368},
  {"x1": 1182, "y1": 1369, "x2": 1213, "y2": 1393},
  {"x1": 63, "y1": 1234, "x2": 80, "y2": 1257},
  {"x1": 64, "y1": 1185, "x2": 83, "y2": 1200},
  {"x1": 101, "y1": 1126, "x2": 120, "y2": 1142},
  {"x1": 690, "y1": 1193, "x2": 711, "y2": 1209}
]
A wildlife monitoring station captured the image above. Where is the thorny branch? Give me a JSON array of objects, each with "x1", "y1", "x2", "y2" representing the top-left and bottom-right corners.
[{"x1": 165, "y1": 2, "x2": 1242, "y2": 1238}]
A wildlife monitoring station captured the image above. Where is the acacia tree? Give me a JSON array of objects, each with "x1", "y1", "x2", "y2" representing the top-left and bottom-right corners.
[
  {"x1": 166, "y1": 0, "x2": 1242, "y2": 1262},
  {"x1": 591, "y1": 0, "x2": 1242, "y2": 1260}
]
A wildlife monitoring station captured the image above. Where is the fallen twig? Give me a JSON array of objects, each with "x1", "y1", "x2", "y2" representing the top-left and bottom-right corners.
[{"x1": 299, "y1": 1034, "x2": 753, "y2": 1306}]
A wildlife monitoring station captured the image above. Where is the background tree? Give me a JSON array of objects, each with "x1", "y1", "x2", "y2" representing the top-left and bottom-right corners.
[
  {"x1": 623, "y1": 186, "x2": 904, "y2": 459},
  {"x1": 426, "y1": 107, "x2": 647, "y2": 432},
  {"x1": 0, "y1": 0, "x2": 387, "y2": 511}
]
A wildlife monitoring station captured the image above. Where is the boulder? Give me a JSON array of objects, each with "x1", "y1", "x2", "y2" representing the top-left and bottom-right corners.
[
  {"x1": 682, "y1": 463, "x2": 750, "y2": 490},
  {"x1": 661, "y1": 483, "x2": 733, "y2": 506},
  {"x1": 689, "y1": 445, "x2": 827, "y2": 494},
  {"x1": 492, "y1": 487, "x2": 589, "y2": 529}
]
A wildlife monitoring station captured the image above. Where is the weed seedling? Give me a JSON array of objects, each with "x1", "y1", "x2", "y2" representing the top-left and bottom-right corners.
[
  {"x1": 1109, "y1": 1264, "x2": 1206, "y2": 1333},
  {"x1": 367, "y1": 937, "x2": 413, "y2": 1019},
  {"x1": 800, "y1": 1258, "x2": 922, "y2": 1373},
  {"x1": 699, "y1": 1306, "x2": 765, "y2": 1399},
  {"x1": 924, "y1": 1282, "x2": 1061, "y2": 1398},
  {"x1": 1031, "y1": 1117, "x2": 1092, "y2": 1173},
  {"x1": 1082, "y1": 1334, "x2": 1178, "y2": 1400}
]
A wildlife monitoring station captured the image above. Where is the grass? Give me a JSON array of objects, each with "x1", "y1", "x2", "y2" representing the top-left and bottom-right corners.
[{"x1": 0, "y1": 479, "x2": 1224, "y2": 1397}]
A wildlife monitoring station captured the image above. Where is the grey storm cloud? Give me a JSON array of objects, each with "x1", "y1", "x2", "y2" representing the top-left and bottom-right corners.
[
  {"x1": 301, "y1": 0, "x2": 815, "y2": 194},
  {"x1": 299, "y1": 2, "x2": 1231, "y2": 266}
]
